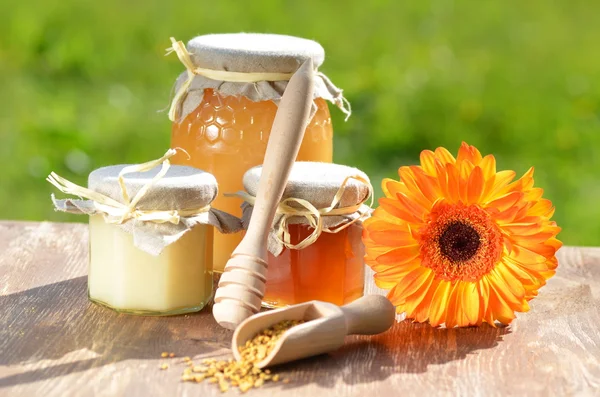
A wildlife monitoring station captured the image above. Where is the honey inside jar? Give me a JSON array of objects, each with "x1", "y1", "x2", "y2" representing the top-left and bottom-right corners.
[
  {"x1": 171, "y1": 89, "x2": 333, "y2": 272},
  {"x1": 263, "y1": 223, "x2": 365, "y2": 307}
]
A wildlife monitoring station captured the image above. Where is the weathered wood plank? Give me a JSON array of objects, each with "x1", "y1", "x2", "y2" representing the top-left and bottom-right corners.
[{"x1": 1, "y1": 221, "x2": 599, "y2": 396}]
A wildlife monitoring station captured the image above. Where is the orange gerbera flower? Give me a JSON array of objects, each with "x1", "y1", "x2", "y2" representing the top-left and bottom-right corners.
[{"x1": 363, "y1": 142, "x2": 561, "y2": 327}]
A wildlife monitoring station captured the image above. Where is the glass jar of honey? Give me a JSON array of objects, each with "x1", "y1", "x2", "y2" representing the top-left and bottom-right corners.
[
  {"x1": 239, "y1": 162, "x2": 372, "y2": 307},
  {"x1": 47, "y1": 150, "x2": 241, "y2": 315},
  {"x1": 166, "y1": 33, "x2": 351, "y2": 272}
]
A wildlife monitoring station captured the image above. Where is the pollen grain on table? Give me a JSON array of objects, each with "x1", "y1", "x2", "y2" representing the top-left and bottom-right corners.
[
  {"x1": 363, "y1": 142, "x2": 561, "y2": 328},
  {"x1": 175, "y1": 320, "x2": 301, "y2": 392}
]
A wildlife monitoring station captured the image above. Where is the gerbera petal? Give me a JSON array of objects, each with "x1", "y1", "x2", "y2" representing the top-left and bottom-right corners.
[
  {"x1": 462, "y1": 282, "x2": 480, "y2": 326},
  {"x1": 381, "y1": 178, "x2": 405, "y2": 199},
  {"x1": 375, "y1": 244, "x2": 421, "y2": 265},
  {"x1": 457, "y1": 287, "x2": 471, "y2": 327},
  {"x1": 434, "y1": 147, "x2": 456, "y2": 165},
  {"x1": 363, "y1": 218, "x2": 410, "y2": 233},
  {"x1": 369, "y1": 229, "x2": 414, "y2": 246},
  {"x1": 420, "y1": 150, "x2": 438, "y2": 177},
  {"x1": 457, "y1": 142, "x2": 483, "y2": 165},
  {"x1": 487, "y1": 267, "x2": 526, "y2": 309},
  {"x1": 479, "y1": 278, "x2": 495, "y2": 326},
  {"x1": 512, "y1": 241, "x2": 558, "y2": 261},
  {"x1": 510, "y1": 229, "x2": 559, "y2": 247},
  {"x1": 524, "y1": 187, "x2": 544, "y2": 202},
  {"x1": 395, "y1": 192, "x2": 427, "y2": 220},
  {"x1": 412, "y1": 279, "x2": 440, "y2": 323},
  {"x1": 379, "y1": 198, "x2": 424, "y2": 224},
  {"x1": 490, "y1": 204, "x2": 522, "y2": 224},
  {"x1": 371, "y1": 254, "x2": 421, "y2": 273},
  {"x1": 485, "y1": 191, "x2": 524, "y2": 211},
  {"x1": 370, "y1": 206, "x2": 409, "y2": 226},
  {"x1": 538, "y1": 270, "x2": 556, "y2": 284},
  {"x1": 459, "y1": 160, "x2": 474, "y2": 203},
  {"x1": 546, "y1": 255, "x2": 559, "y2": 270},
  {"x1": 546, "y1": 237, "x2": 563, "y2": 250},
  {"x1": 511, "y1": 205, "x2": 532, "y2": 224},
  {"x1": 505, "y1": 252, "x2": 550, "y2": 272},
  {"x1": 485, "y1": 170, "x2": 516, "y2": 201},
  {"x1": 519, "y1": 167, "x2": 535, "y2": 187},
  {"x1": 479, "y1": 155, "x2": 497, "y2": 180},
  {"x1": 467, "y1": 166, "x2": 484, "y2": 204},
  {"x1": 363, "y1": 234, "x2": 389, "y2": 255},
  {"x1": 373, "y1": 278, "x2": 399, "y2": 290},
  {"x1": 445, "y1": 163, "x2": 461, "y2": 203},
  {"x1": 503, "y1": 167, "x2": 535, "y2": 195},
  {"x1": 435, "y1": 161, "x2": 451, "y2": 200},
  {"x1": 428, "y1": 281, "x2": 453, "y2": 326},
  {"x1": 400, "y1": 270, "x2": 436, "y2": 317},
  {"x1": 490, "y1": 300, "x2": 517, "y2": 325},
  {"x1": 398, "y1": 167, "x2": 433, "y2": 209},
  {"x1": 486, "y1": 281, "x2": 518, "y2": 324},
  {"x1": 509, "y1": 245, "x2": 546, "y2": 266},
  {"x1": 494, "y1": 262, "x2": 527, "y2": 299},
  {"x1": 411, "y1": 166, "x2": 442, "y2": 204},
  {"x1": 373, "y1": 262, "x2": 422, "y2": 289},
  {"x1": 502, "y1": 222, "x2": 544, "y2": 236},
  {"x1": 528, "y1": 199, "x2": 554, "y2": 217},
  {"x1": 444, "y1": 282, "x2": 461, "y2": 328},
  {"x1": 387, "y1": 267, "x2": 434, "y2": 303}
]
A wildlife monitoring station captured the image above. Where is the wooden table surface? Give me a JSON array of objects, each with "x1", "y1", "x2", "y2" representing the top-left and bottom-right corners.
[{"x1": 1, "y1": 221, "x2": 600, "y2": 397}]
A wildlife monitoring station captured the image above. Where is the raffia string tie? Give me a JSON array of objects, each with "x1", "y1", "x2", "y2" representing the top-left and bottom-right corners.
[
  {"x1": 46, "y1": 148, "x2": 210, "y2": 225},
  {"x1": 229, "y1": 175, "x2": 373, "y2": 250},
  {"x1": 166, "y1": 37, "x2": 295, "y2": 122}
]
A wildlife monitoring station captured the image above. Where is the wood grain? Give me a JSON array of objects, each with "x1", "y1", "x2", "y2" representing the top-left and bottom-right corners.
[{"x1": 1, "y1": 220, "x2": 599, "y2": 397}]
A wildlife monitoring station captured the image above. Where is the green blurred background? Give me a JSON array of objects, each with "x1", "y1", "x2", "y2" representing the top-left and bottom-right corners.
[{"x1": 1, "y1": 0, "x2": 598, "y2": 245}]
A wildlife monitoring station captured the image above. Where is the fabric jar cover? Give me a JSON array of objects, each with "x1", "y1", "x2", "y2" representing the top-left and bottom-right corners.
[
  {"x1": 50, "y1": 163, "x2": 242, "y2": 256},
  {"x1": 239, "y1": 161, "x2": 373, "y2": 256},
  {"x1": 168, "y1": 33, "x2": 351, "y2": 123}
]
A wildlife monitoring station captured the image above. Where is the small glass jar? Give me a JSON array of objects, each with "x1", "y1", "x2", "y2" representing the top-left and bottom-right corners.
[
  {"x1": 88, "y1": 215, "x2": 213, "y2": 315},
  {"x1": 240, "y1": 162, "x2": 371, "y2": 307},
  {"x1": 48, "y1": 155, "x2": 240, "y2": 315},
  {"x1": 167, "y1": 33, "x2": 350, "y2": 272}
]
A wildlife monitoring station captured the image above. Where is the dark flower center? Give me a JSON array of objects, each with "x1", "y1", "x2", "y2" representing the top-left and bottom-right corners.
[{"x1": 438, "y1": 221, "x2": 481, "y2": 263}]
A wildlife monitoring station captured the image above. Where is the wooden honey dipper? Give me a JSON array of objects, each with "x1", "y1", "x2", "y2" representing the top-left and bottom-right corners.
[{"x1": 212, "y1": 59, "x2": 315, "y2": 330}]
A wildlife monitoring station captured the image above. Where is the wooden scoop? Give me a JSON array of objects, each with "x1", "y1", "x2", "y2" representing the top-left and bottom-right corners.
[
  {"x1": 212, "y1": 59, "x2": 315, "y2": 330},
  {"x1": 232, "y1": 295, "x2": 396, "y2": 368}
]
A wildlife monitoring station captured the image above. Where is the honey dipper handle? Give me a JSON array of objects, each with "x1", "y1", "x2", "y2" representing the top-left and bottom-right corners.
[
  {"x1": 212, "y1": 59, "x2": 315, "y2": 330},
  {"x1": 341, "y1": 295, "x2": 396, "y2": 335},
  {"x1": 241, "y1": 58, "x2": 315, "y2": 249}
]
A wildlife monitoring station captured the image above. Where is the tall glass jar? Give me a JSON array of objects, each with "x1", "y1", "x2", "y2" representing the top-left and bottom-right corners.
[{"x1": 167, "y1": 33, "x2": 350, "y2": 272}]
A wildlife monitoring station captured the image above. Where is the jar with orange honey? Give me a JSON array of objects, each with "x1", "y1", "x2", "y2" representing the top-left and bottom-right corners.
[
  {"x1": 166, "y1": 33, "x2": 350, "y2": 272},
  {"x1": 238, "y1": 162, "x2": 372, "y2": 307}
]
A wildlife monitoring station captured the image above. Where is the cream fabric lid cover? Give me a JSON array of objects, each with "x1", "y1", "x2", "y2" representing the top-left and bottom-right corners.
[
  {"x1": 169, "y1": 33, "x2": 350, "y2": 122},
  {"x1": 188, "y1": 33, "x2": 325, "y2": 73},
  {"x1": 239, "y1": 162, "x2": 373, "y2": 256},
  {"x1": 51, "y1": 163, "x2": 242, "y2": 256},
  {"x1": 243, "y1": 162, "x2": 371, "y2": 208},
  {"x1": 88, "y1": 165, "x2": 217, "y2": 211}
]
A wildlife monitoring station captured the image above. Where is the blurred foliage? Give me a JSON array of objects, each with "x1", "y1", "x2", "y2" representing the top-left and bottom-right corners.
[{"x1": 0, "y1": 0, "x2": 598, "y2": 245}]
